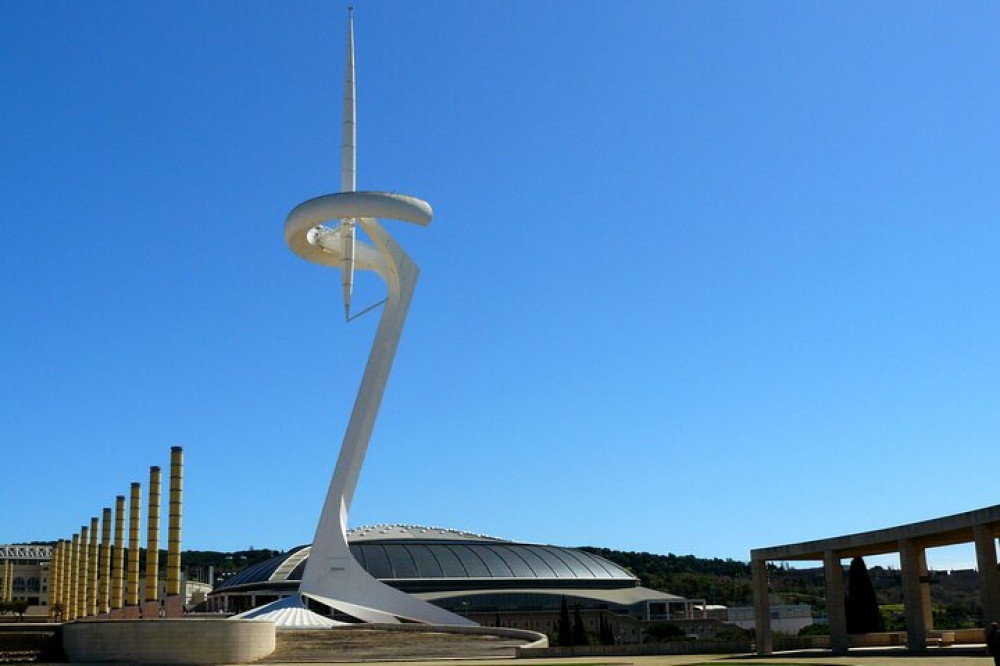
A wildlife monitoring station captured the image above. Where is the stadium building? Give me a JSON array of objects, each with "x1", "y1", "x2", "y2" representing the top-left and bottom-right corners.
[{"x1": 208, "y1": 525, "x2": 715, "y2": 641}]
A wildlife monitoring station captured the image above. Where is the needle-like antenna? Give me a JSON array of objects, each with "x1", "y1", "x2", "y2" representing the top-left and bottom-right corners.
[{"x1": 340, "y1": 6, "x2": 357, "y2": 321}]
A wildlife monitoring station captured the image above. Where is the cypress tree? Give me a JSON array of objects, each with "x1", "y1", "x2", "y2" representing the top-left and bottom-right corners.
[
  {"x1": 599, "y1": 613, "x2": 615, "y2": 645},
  {"x1": 845, "y1": 556, "x2": 884, "y2": 634},
  {"x1": 572, "y1": 606, "x2": 588, "y2": 645},
  {"x1": 557, "y1": 596, "x2": 573, "y2": 646}
]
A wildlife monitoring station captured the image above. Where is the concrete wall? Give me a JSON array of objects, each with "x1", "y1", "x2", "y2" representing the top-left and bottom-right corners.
[
  {"x1": 344, "y1": 622, "x2": 547, "y2": 648},
  {"x1": 62, "y1": 619, "x2": 275, "y2": 664},
  {"x1": 517, "y1": 639, "x2": 751, "y2": 657}
]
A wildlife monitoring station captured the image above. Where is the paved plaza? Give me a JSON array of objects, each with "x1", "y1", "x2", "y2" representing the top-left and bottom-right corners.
[{"x1": 256, "y1": 652, "x2": 993, "y2": 666}]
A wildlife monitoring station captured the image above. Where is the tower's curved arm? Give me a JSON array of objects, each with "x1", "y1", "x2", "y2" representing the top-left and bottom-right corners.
[{"x1": 284, "y1": 191, "x2": 475, "y2": 626}]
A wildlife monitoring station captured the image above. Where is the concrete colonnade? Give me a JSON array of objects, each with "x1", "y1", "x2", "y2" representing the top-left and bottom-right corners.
[{"x1": 752, "y1": 505, "x2": 1000, "y2": 655}]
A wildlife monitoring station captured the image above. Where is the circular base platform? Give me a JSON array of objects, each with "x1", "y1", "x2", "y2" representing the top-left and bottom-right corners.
[{"x1": 62, "y1": 618, "x2": 275, "y2": 664}]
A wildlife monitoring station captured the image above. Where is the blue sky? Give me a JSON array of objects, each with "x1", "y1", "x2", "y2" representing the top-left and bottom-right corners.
[{"x1": 2, "y1": 1, "x2": 998, "y2": 570}]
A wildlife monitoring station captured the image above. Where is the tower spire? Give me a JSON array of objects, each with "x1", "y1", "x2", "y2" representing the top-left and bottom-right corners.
[
  {"x1": 341, "y1": 6, "x2": 356, "y2": 193},
  {"x1": 339, "y1": 6, "x2": 357, "y2": 320}
]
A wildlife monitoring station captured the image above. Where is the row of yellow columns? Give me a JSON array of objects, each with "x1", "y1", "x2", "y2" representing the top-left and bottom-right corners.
[{"x1": 48, "y1": 447, "x2": 184, "y2": 621}]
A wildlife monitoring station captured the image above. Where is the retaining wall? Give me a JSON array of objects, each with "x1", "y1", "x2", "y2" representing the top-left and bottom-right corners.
[
  {"x1": 517, "y1": 639, "x2": 750, "y2": 657},
  {"x1": 63, "y1": 619, "x2": 275, "y2": 664}
]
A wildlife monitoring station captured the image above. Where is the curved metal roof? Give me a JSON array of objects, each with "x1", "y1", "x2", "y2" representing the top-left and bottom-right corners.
[{"x1": 214, "y1": 527, "x2": 636, "y2": 593}]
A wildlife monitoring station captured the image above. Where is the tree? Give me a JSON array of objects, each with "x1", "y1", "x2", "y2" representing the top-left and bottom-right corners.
[
  {"x1": 845, "y1": 556, "x2": 884, "y2": 634},
  {"x1": 644, "y1": 621, "x2": 685, "y2": 642},
  {"x1": 5, "y1": 599, "x2": 30, "y2": 622},
  {"x1": 557, "y1": 596, "x2": 572, "y2": 646},
  {"x1": 598, "y1": 614, "x2": 616, "y2": 645},
  {"x1": 572, "y1": 606, "x2": 588, "y2": 645},
  {"x1": 798, "y1": 623, "x2": 830, "y2": 636}
]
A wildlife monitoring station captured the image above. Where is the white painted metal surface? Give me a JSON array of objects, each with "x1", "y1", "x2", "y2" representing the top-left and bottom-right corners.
[
  {"x1": 266, "y1": 9, "x2": 474, "y2": 627},
  {"x1": 234, "y1": 595, "x2": 341, "y2": 628}
]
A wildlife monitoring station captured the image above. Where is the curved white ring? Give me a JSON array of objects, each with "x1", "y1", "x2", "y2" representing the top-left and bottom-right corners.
[{"x1": 285, "y1": 191, "x2": 432, "y2": 270}]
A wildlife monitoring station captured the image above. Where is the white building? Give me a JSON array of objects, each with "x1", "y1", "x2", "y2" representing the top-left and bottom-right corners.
[{"x1": 728, "y1": 603, "x2": 813, "y2": 635}]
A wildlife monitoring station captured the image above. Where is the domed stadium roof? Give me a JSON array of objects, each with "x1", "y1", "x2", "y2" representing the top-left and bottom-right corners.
[{"x1": 215, "y1": 525, "x2": 638, "y2": 595}]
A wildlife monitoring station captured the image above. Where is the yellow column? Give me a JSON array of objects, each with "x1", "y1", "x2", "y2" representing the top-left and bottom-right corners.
[
  {"x1": 127, "y1": 482, "x2": 142, "y2": 609},
  {"x1": 76, "y1": 526, "x2": 87, "y2": 619},
  {"x1": 111, "y1": 495, "x2": 126, "y2": 611},
  {"x1": 100, "y1": 508, "x2": 112, "y2": 615},
  {"x1": 56, "y1": 541, "x2": 66, "y2": 619},
  {"x1": 167, "y1": 447, "x2": 183, "y2": 598},
  {"x1": 49, "y1": 542, "x2": 61, "y2": 621},
  {"x1": 60, "y1": 538, "x2": 71, "y2": 619},
  {"x1": 66, "y1": 534, "x2": 78, "y2": 621},
  {"x1": 144, "y1": 466, "x2": 161, "y2": 610},
  {"x1": 87, "y1": 517, "x2": 99, "y2": 617}
]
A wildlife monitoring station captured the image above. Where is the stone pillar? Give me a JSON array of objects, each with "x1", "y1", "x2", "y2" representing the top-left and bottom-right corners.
[
  {"x1": 125, "y1": 482, "x2": 142, "y2": 618},
  {"x1": 111, "y1": 495, "x2": 126, "y2": 615},
  {"x1": 165, "y1": 446, "x2": 184, "y2": 617},
  {"x1": 76, "y1": 525, "x2": 88, "y2": 619},
  {"x1": 976, "y1": 524, "x2": 1000, "y2": 625},
  {"x1": 87, "y1": 516, "x2": 99, "y2": 617},
  {"x1": 144, "y1": 466, "x2": 162, "y2": 618},
  {"x1": 824, "y1": 551, "x2": 848, "y2": 653},
  {"x1": 900, "y1": 538, "x2": 927, "y2": 651},
  {"x1": 752, "y1": 557, "x2": 772, "y2": 655},
  {"x1": 100, "y1": 508, "x2": 112, "y2": 615},
  {"x1": 918, "y1": 548, "x2": 933, "y2": 630},
  {"x1": 66, "y1": 534, "x2": 78, "y2": 621}
]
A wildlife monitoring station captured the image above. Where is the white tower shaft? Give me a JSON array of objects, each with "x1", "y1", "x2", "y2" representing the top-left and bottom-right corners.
[{"x1": 272, "y1": 9, "x2": 473, "y2": 627}]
